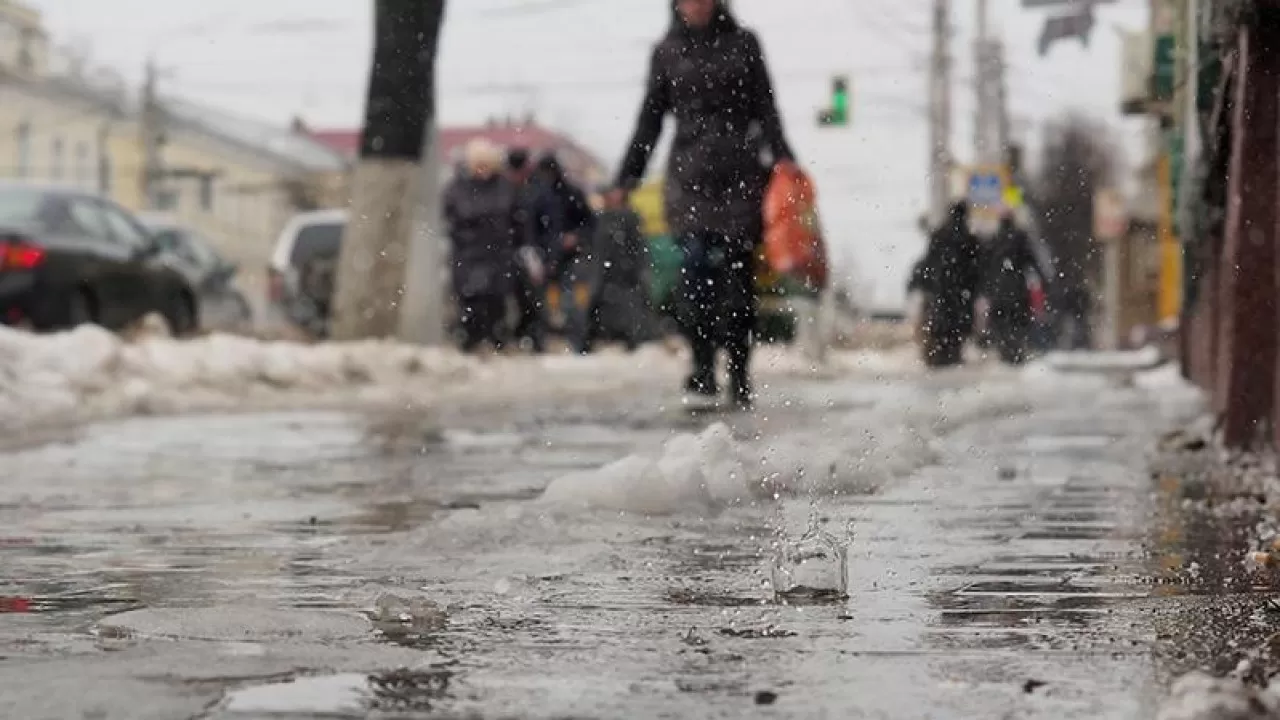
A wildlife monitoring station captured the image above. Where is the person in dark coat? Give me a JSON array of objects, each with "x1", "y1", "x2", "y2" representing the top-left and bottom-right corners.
[
  {"x1": 982, "y1": 211, "x2": 1047, "y2": 365},
  {"x1": 507, "y1": 148, "x2": 548, "y2": 353},
  {"x1": 443, "y1": 139, "x2": 525, "y2": 353},
  {"x1": 613, "y1": 0, "x2": 796, "y2": 408},
  {"x1": 534, "y1": 155, "x2": 596, "y2": 353},
  {"x1": 588, "y1": 190, "x2": 654, "y2": 351},
  {"x1": 907, "y1": 201, "x2": 983, "y2": 368}
]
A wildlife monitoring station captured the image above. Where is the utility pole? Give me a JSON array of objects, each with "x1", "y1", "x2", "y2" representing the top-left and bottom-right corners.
[
  {"x1": 995, "y1": 41, "x2": 1010, "y2": 158},
  {"x1": 928, "y1": 0, "x2": 952, "y2": 225},
  {"x1": 331, "y1": 0, "x2": 448, "y2": 342},
  {"x1": 139, "y1": 58, "x2": 162, "y2": 210},
  {"x1": 973, "y1": 0, "x2": 992, "y2": 165}
]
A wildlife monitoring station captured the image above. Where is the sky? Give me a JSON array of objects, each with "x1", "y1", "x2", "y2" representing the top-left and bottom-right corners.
[{"x1": 34, "y1": 0, "x2": 1150, "y2": 310}]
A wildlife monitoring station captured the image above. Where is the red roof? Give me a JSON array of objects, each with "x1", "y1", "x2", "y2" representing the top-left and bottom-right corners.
[{"x1": 308, "y1": 122, "x2": 607, "y2": 187}]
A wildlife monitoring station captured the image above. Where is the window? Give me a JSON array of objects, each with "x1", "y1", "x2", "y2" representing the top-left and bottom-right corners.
[
  {"x1": 50, "y1": 137, "x2": 63, "y2": 180},
  {"x1": 199, "y1": 177, "x2": 214, "y2": 211},
  {"x1": 64, "y1": 198, "x2": 112, "y2": 241},
  {"x1": 75, "y1": 141, "x2": 90, "y2": 189},
  {"x1": 288, "y1": 222, "x2": 343, "y2": 269},
  {"x1": 0, "y1": 188, "x2": 45, "y2": 225},
  {"x1": 15, "y1": 122, "x2": 30, "y2": 178},
  {"x1": 156, "y1": 189, "x2": 178, "y2": 211},
  {"x1": 97, "y1": 202, "x2": 151, "y2": 251}
]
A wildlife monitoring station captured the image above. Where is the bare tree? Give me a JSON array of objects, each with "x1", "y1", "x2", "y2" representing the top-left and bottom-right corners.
[
  {"x1": 1034, "y1": 113, "x2": 1119, "y2": 332},
  {"x1": 331, "y1": 0, "x2": 447, "y2": 341}
]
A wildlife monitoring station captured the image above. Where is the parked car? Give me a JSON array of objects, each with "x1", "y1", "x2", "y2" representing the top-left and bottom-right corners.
[
  {"x1": 268, "y1": 210, "x2": 459, "y2": 339},
  {"x1": 267, "y1": 209, "x2": 345, "y2": 338},
  {"x1": 137, "y1": 213, "x2": 254, "y2": 333},
  {"x1": 0, "y1": 183, "x2": 199, "y2": 335}
]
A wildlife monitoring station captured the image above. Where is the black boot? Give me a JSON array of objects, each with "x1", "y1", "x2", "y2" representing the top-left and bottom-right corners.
[
  {"x1": 727, "y1": 344, "x2": 753, "y2": 410},
  {"x1": 683, "y1": 337, "x2": 718, "y2": 402},
  {"x1": 729, "y1": 370, "x2": 752, "y2": 410}
]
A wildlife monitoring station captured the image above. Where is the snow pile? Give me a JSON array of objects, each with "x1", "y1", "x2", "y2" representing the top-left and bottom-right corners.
[
  {"x1": 541, "y1": 422, "x2": 752, "y2": 515},
  {"x1": 540, "y1": 360, "x2": 1125, "y2": 515},
  {"x1": 1156, "y1": 672, "x2": 1280, "y2": 720},
  {"x1": 0, "y1": 323, "x2": 914, "y2": 432},
  {"x1": 0, "y1": 324, "x2": 683, "y2": 431},
  {"x1": 1044, "y1": 345, "x2": 1164, "y2": 371}
]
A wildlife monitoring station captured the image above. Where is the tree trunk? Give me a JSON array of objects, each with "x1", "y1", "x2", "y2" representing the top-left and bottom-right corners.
[
  {"x1": 1217, "y1": 19, "x2": 1279, "y2": 448},
  {"x1": 331, "y1": 0, "x2": 447, "y2": 341}
]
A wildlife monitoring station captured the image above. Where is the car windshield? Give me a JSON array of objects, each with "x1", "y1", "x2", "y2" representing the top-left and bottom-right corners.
[
  {"x1": 0, "y1": 189, "x2": 50, "y2": 227},
  {"x1": 289, "y1": 222, "x2": 343, "y2": 268}
]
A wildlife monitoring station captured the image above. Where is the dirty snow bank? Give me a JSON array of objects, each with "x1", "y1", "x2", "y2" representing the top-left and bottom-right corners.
[
  {"x1": 542, "y1": 359, "x2": 1188, "y2": 515},
  {"x1": 0, "y1": 324, "x2": 908, "y2": 432},
  {"x1": 0, "y1": 324, "x2": 676, "y2": 430},
  {"x1": 1156, "y1": 671, "x2": 1280, "y2": 720}
]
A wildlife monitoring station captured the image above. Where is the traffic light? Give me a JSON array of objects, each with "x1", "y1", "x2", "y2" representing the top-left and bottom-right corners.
[{"x1": 817, "y1": 75, "x2": 850, "y2": 127}]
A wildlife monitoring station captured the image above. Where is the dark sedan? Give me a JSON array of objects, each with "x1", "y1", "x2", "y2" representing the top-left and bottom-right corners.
[{"x1": 0, "y1": 184, "x2": 199, "y2": 335}]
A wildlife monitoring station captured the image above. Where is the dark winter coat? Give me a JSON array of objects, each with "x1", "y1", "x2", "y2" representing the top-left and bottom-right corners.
[
  {"x1": 443, "y1": 173, "x2": 524, "y2": 298},
  {"x1": 616, "y1": 0, "x2": 794, "y2": 240},
  {"x1": 531, "y1": 161, "x2": 594, "y2": 272},
  {"x1": 982, "y1": 218, "x2": 1043, "y2": 328},
  {"x1": 594, "y1": 207, "x2": 648, "y2": 287},
  {"x1": 909, "y1": 203, "x2": 983, "y2": 307},
  {"x1": 514, "y1": 176, "x2": 555, "y2": 261}
]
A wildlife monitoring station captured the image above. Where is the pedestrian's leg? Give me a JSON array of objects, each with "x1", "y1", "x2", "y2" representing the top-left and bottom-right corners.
[
  {"x1": 722, "y1": 239, "x2": 757, "y2": 408},
  {"x1": 677, "y1": 232, "x2": 717, "y2": 396},
  {"x1": 458, "y1": 295, "x2": 482, "y2": 353}
]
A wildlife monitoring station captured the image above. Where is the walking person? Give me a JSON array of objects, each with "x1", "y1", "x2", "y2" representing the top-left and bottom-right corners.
[
  {"x1": 589, "y1": 189, "x2": 653, "y2": 351},
  {"x1": 534, "y1": 155, "x2": 595, "y2": 353},
  {"x1": 612, "y1": 0, "x2": 797, "y2": 409},
  {"x1": 507, "y1": 148, "x2": 549, "y2": 353},
  {"x1": 907, "y1": 201, "x2": 984, "y2": 368},
  {"x1": 443, "y1": 139, "x2": 527, "y2": 353},
  {"x1": 982, "y1": 211, "x2": 1049, "y2": 365}
]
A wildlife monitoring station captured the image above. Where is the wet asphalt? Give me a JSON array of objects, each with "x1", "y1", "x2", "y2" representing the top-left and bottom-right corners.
[{"x1": 0, "y1": 361, "x2": 1246, "y2": 719}]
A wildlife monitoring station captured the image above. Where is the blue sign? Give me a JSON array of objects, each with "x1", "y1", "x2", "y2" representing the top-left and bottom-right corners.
[{"x1": 968, "y1": 173, "x2": 1002, "y2": 206}]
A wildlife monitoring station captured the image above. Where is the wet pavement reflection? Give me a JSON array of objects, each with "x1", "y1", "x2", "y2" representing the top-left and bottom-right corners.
[{"x1": 0, "y1": 371, "x2": 1239, "y2": 718}]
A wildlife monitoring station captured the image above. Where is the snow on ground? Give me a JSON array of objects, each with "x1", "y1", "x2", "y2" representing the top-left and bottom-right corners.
[
  {"x1": 0, "y1": 323, "x2": 917, "y2": 432},
  {"x1": 541, "y1": 359, "x2": 1204, "y2": 516}
]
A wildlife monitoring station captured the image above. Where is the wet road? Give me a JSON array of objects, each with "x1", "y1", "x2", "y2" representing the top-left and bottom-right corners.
[{"x1": 0, "y1": 362, "x2": 1215, "y2": 719}]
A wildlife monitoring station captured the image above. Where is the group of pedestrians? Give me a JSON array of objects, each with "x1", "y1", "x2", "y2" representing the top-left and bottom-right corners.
[
  {"x1": 908, "y1": 202, "x2": 1049, "y2": 368},
  {"x1": 442, "y1": 138, "x2": 651, "y2": 355},
  {"x1": 441, "y1": 0, "x2": 797, "y2": 411}
]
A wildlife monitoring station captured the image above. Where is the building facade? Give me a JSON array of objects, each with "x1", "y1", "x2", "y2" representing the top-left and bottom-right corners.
[{"x1": 0, "y1": 1, "x2": 349, "y2": 314}]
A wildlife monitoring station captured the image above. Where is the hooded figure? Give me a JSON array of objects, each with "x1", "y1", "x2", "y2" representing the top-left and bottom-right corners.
[
  {"x1": 615, "y1": 0, "x2": 796, "y2": 408},
  {"x1": 982, "y1": 212, "x2": 1047, "y2": 364},
  {"x1": 908, "y1": 202, "x2": 983, "y2": 368},
  {"x1": 531, "y1": 154, "x2": 595, "y2": 352}
]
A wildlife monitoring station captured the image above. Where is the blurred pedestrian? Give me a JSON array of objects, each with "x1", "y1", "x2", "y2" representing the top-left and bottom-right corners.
[
  {"x1": 534, "y1": 155, "x2": 595, "y2": 353},
  {"x1": 982, "y1": 210, "x2": 1048, "y2": 365},
  {"x1": 614, "y1": 0, "x2": 797, "y2": 409},
  {"x1": 443, "y1": 139, "x2": 526, "y2": 353},
  {"x1": 589, "y1": 189, "x2": 653, "y2": 351},
  {"x1": 507, "y1": 148, "x2": 549, "y2": 353},
  {"x1": 907, "y1": 201, "x2": 983, "y2": 368}
]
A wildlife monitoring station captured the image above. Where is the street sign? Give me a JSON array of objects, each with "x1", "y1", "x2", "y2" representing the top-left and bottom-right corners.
[
  {"x1": 968, "y1": 172, "x2": 1002, "y2": 206},
  {"x1": 1037, "y1": 7, "x2": 1096, "y2": 56}
]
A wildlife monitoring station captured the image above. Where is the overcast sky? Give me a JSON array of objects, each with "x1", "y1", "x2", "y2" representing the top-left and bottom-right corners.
[{"x1": 33, "y1": 0, "x2": 1149, "y2": 309}]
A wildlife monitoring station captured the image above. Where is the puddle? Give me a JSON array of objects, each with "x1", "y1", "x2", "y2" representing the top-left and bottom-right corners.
[
  {"x1": 216, "y1": 669, "x2": 454, "y2": 717},
  {"x1": 665, "y1": 588, "x2": 765, "y2": 608}
]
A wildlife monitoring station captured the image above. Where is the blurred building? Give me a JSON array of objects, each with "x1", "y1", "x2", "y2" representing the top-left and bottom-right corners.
[
  {"x1": 0, "y1": 1, "x2": 347, "y2": 311},
  {"x1": 309, "y1": 116, "x2": 608, "y2": 189}
]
